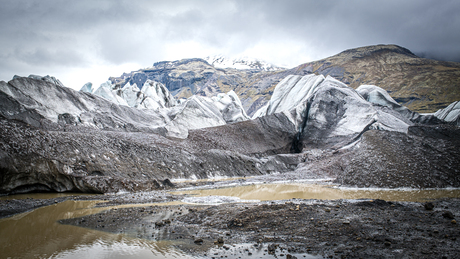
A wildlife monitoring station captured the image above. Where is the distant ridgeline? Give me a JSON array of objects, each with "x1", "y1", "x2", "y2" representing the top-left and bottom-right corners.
[{"x1": 109, "y1": 44, "x2": 460, "y2": 115}]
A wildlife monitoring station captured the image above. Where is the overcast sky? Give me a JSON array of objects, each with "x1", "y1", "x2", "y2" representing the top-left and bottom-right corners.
[{"x1": 1, "y1": 0, "x2": 459, "y2": 90}]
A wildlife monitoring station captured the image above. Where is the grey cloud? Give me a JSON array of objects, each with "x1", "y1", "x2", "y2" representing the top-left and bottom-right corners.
[{"x1": 1, "y1": 0, "x2": 460, "y2": 85}]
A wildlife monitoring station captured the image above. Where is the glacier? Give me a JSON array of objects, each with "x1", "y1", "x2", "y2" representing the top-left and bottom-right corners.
[
  {"x1": 434, "y1": 101, "x2": 460, "y2": 125},
  {"x1": 252, "y1": 74, "x2": 448, "y2": 150},
  {"x1": 1, "y1": 73, "x2": 459, "y2": 195},
  {"x1": 0, "y1": 75, "x2": 251, "y2": 139}
]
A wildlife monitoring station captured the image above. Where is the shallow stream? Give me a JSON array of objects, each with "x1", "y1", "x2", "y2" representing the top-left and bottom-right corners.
[{"x1": 1, "y1": 182, "x2": 459, "y2": 258}]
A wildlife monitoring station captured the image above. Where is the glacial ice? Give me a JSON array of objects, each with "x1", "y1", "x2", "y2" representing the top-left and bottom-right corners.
[
  {"x1": 252, "y1": 74, "x2": 417, "y2": 147},
  {"x1": 0, "y1": 75, "x2": 252, "y2": 138},
  {"x1": 139, "y1": 80, "x2": 177, "y2": 109},
  {"x1": 85, "y1": 79, "x2": 250, "y2": 138},
  {"x1": 93, "y1": 81, "x2": 129, "y2": 106},
  {"x1": 80, "y1": 82, "x2": 93, "y2": 93},
  {"x1": 357, "y1": 84, "x2": 442, "y2": 125},
  {"x1": 434, "y1": 101, "x2": 460, "y2": 125}
]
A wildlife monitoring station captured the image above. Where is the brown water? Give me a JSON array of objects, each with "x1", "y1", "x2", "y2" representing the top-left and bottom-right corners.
[
  {"x1": 173, "y1": 183, "x2": 460, "y2": 202},
  {"x1": 171, "y1": 176, "x2": 251, "y2": 183},
  {"x1": 2, "y1": 183, "x2": 459, "y2": 258},
  {"x1": 0, "y1": 200, "x2": 193, "y2": 259}
]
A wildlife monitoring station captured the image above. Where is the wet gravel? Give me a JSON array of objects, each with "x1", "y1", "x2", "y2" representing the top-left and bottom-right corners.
[
  {"x1": 2, "y1": 178, "x2": 460, "y2": 258},
  {"x1": 58, "y1": 197, "x2": 460, "y2": 259}
]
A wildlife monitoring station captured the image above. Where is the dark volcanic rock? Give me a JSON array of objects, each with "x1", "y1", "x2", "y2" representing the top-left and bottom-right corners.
[
  {"x1": 0, "y1": 114, "x2": 301, "y2": 194},
  {"x1": 334, "y1": 126, "x2": 460, "y2": 188}
]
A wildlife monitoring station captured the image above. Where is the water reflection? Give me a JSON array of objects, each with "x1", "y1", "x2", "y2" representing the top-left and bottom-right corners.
[
  {"x1": 173, "y1": 183, "x2": 460, "y2": 202},
  {"x1": 2, "y1": 184, "x2": 459, "y2": 258},
  {"x1": 0, "y1": 200, "x2": 192, "y2": 259}
]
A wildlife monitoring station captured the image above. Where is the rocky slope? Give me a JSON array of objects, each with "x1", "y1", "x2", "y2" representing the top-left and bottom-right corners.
[{"x1": 290, "y1": 44, "x2": 460, "y2": 113}]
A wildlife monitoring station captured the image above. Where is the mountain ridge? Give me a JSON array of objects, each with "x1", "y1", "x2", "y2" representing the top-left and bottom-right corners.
[
  {"x1": 108, "y1": 44, "x2": 460, "y2": 115},
  {"x1": 290, "y1": 44, "x2": 460, "y2": 112}
]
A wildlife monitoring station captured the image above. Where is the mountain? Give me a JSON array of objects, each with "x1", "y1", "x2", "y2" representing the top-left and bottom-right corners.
[
  {"x1": 290, "y1": 44, "x2": 460, "y2": 113},
  {"x1": 204, "y1": 55, "x2": 285, "y2": 71},
  {"x1": 1, "y1": 72, "x2": 459, "y2": 195},
  {"x1": 109, "y1": 58, "x2": 290, "y2": 116},
  {"x1": 109, "y1": 45, "x2": 460, "y2": 116}
]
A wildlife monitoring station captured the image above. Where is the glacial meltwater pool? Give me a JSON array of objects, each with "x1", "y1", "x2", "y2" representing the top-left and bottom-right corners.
[
  {"x1": 172, "y1": 183, "x2": 460, "y2": 203},
  {"x1": 1, "y1": 183, "x2": 459, "y2": 258}
]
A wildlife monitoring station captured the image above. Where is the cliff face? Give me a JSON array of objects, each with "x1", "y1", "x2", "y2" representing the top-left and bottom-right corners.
[{"x1": 290, "y1": 44, "x2": 460, "y2": 113}]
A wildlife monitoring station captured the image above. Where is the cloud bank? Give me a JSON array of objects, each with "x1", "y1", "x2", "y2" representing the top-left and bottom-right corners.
[{"x1": 1, "y1": 0, "x2": 459, "y2": 89}]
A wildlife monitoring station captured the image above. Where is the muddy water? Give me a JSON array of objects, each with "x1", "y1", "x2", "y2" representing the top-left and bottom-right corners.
[
  {"x1": 174, "y1": 183, "x2": 460, "y2": 202},
  {"x1": 171, "y1": 176, "x2": 251, "y2": 183},
  {"x1": 0, "y1": 200, "x2": 193, "y2": 259},
  {"x1": 2, "y1": 184, "x2": 460, "y2": 258}
]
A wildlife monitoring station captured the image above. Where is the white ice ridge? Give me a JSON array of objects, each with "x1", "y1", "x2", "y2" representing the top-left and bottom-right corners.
[
  {"x1": 434, "y1": 101, "x2": 460, "y2": 125},
  {"x1": 81, "y1": 79, "x2": 250, "y2": 138},
  {"x1": 251, "y1": 74, "x2": 441, "y2": 147}
]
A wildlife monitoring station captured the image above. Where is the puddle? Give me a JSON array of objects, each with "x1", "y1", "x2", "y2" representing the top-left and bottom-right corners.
[
  {"x1": 173, "y1": 183, "x2": 460, "y2": 202},
  {"x1": 2, "y1": 183, "x2": 460, "y2": 258},
  {"x1": 171, "y1": 176, "x2": 251, "y2": 183},
  {"x1": 0, "y1": 200, "x2": 192, "y2": 259}
]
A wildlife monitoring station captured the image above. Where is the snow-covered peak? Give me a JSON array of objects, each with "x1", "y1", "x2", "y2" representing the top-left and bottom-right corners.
[{"x1": 204, "y1": 55, "x2": 285, "y2": 71}]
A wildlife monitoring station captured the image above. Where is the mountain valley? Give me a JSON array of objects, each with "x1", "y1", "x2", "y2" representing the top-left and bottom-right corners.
[{"x1": 1, "y1": 44, "x2": 460, "y2": 258}]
